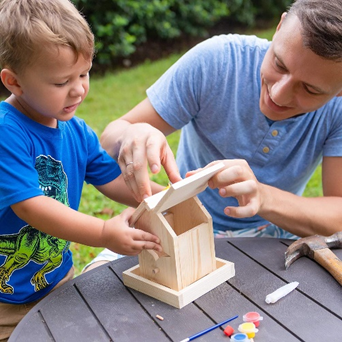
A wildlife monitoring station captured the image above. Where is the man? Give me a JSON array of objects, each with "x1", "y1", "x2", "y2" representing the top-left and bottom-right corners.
[{"x1": 100, "y1": 0, "x2": 342, "y2": 239}]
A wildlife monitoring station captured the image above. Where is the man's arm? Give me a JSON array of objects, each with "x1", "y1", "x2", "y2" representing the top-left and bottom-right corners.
[
  {"x1": 204, "y1": 157, "x2": 342, "y2": 237},
  {"x1": 259, "y1": 156, "x2": 342, "y2": 236},
  {"x1": 101, "y1": 98, "x2": 182, "y2": 201}
]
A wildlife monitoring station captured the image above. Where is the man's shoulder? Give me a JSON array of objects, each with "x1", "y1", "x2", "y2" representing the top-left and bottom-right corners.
[
  {"x1": 318, "y1": 95, "x2": 342, "y2": 122},
  {"x1": 201, "y1": 33, "x2": 270, "y2": 51},
  {"x1": 191, "y1": 34, "x2": 270, "y2": 67}
]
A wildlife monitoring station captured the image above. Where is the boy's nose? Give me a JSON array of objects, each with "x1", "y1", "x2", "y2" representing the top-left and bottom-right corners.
[{"x1": 70, "y1": 83, "x2": 86, "y2": 97}]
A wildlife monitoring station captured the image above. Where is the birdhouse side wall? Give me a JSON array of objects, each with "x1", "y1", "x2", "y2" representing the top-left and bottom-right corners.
[{"x1": 177, "y1": 220, "x2": 216, "y2": 288}]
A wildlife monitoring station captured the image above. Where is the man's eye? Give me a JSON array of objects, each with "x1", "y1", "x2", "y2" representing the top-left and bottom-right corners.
[
  {"x1": 275, "y1": 61, "x2": 286, "y2": 71},
  {"x1": 304, "y1": 86, "x2": 321, "y2": 95}
]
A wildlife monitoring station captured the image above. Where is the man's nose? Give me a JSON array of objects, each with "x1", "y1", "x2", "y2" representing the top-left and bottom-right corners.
[{"x1": 270, "y1": 76, "x2": 294, "y2": 106}]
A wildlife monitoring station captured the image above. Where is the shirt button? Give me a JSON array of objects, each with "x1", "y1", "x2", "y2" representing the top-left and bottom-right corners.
[
  {"x1": 263, "y1": 146, "x2": 270, "y2": 153},
  {"x1": 272, "y1": 130, "x2": 278, "y2": 137}
]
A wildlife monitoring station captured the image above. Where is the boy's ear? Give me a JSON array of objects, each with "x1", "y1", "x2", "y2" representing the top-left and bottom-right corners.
[{"x1": 0, "y1": 68, "x2": 23, "y2": 96}]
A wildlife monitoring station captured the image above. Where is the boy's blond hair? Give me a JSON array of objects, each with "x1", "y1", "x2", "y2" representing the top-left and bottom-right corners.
[{"x1": 0, "y1": 0, "x2": 94, "y2": 73}]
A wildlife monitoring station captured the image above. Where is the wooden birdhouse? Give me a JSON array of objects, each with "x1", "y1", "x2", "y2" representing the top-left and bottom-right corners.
[{"x1": 123, "y1": 163, "x2": 235, "y2": 308}]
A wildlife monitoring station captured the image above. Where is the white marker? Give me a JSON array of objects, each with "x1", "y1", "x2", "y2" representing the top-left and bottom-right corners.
[{"x1": 265, "y1": 281, "x2": 299, "y2": 304}]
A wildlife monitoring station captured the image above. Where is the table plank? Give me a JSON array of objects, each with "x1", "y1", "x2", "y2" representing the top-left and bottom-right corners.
[
  {"x1": 229, "y1": 238, "x2": 342, "y2": 317},
  {"x1": 195, "y1": 282, "x2": 298, "y2": 342},
  {"x1": 11, "y1": 311, "x2": 53, "y2": 341},
  {"x1": 110, "y1": 250, "x2": 299, "y2": 342},
  {"x1": 9, "y1": 238, "x2": 342, "y2": 342},
  {"x1": 76, "y1": 263, "x2": 169, "y2": 341},
  {"x1": 9, "y1": 283, "x2": 110, "y2": 342},
  {"x1": 215, "y1": 238, "x2": 342, "y2": 341},
  {"x1": 39, "y1": 285, "x2": 110, "y2": 342},
  {"x1": 111, "y1": 256, "x2": 228, "y2": 342}
]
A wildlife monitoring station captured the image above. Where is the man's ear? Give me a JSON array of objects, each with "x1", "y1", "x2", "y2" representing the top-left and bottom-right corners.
[
  {"x1": 0, "y1": 68, "x2": 23, "y2": 96},
  {"x1": 275, "y1": 12, "x2": 287, "y2": 33},
  {"x1": 271, "y1": 12, "x2": 287, "y2": 41}
]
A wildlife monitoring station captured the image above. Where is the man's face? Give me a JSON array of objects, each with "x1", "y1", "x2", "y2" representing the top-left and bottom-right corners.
[{"x1": 259, "y1": 14, "x2": 342, "y2": 121}]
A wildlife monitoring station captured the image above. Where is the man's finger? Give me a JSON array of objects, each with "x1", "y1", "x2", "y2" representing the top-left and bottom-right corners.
[{"x1": 161, "y1": 146, "x2": 182, "y2": 184}]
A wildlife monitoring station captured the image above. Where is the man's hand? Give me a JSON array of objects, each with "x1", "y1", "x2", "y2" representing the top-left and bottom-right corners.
[
  {"x1": 187, "y1": 160, "x2": 264, "y2": 218},
  {"x1": 117, "y1": 123, "x2": 181, "y2": 201}
]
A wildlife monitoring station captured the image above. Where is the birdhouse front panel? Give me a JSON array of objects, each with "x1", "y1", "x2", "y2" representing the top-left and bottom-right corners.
[
  {"x1": 134, "y1": 196, "x2": 216, "y2": 291},
  {"x1": 135, "y1": 210, "x2": 180, "y2": 290}
]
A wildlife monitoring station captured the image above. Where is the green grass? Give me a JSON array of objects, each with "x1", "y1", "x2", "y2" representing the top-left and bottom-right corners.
[{"x1": 1, "y1": 26, "x2": 322, "y2": 275}]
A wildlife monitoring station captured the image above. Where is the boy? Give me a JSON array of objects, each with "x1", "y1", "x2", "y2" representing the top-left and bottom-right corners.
[{"x1": 0, "y1": 0, "x2": 162, "y2": 339}]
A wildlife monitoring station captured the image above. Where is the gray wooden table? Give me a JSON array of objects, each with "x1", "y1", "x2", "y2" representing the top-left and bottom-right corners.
[{"x1": 9, "y1": 238, "x2": 342, "y2": 342}]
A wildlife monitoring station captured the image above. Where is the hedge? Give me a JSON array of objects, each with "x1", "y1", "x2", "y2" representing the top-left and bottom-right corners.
[{"x1": 72, "y1": 0, "x2": 292, "y2": 69}]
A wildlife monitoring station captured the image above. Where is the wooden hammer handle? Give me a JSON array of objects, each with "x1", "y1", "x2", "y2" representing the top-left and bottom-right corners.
[{"x1": 313, "y1": 248, "x2": 342, "y2": 286}]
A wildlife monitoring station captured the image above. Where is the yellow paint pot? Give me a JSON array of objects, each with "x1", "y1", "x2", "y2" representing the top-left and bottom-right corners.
[{"x1": 238, "y1": 322, "x2": 258, "y2": 338}]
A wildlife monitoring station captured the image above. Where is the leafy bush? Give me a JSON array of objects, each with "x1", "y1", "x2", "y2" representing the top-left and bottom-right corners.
[
  {"x1": 73, "y1": 0, "x2": 291, "y2": 69},
  {"x1": 73, "y1": 0, "x2": 229, "y2": 66}
]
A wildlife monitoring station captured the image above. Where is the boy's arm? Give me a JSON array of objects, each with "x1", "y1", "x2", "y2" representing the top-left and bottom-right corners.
[{"x1": 11, "y1": 195, "x2": 162, "y2": 255}]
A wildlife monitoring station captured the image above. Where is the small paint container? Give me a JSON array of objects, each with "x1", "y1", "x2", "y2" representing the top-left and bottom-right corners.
[
  {"x1": 238, "y1": 322, "x2": 258, "y2": 338},
  {"x1": 223, "y1": 325, "x2": 234, "y2": 337},
  {"x1": 230, "y1": 333, "x2": 250, "y2": 341},
  {"x1": 243, "y1": 311, "x2": 263, "y2": 327}
]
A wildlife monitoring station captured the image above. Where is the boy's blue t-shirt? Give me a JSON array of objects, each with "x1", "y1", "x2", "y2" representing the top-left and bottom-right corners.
[
  {"x1": 0, "y1": 102, "x2": 121, "y2": 304},
  {"x1": 147, "y1": 34, "x2": 342, "y2": 232}
]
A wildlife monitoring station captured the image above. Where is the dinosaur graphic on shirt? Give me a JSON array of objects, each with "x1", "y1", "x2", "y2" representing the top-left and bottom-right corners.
[{"x1": 0, "y1": 155, "x2": 70, "y2": 294}]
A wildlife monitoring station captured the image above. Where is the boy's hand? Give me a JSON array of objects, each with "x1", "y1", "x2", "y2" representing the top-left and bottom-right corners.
[{"x1": 102, "y1": 207, "x2": 162, "y2": 255}]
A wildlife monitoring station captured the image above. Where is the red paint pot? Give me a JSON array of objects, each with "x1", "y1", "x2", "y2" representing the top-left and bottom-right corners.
[{"x1": 242, "y1": 311, "x2": 263, "y2": 328}]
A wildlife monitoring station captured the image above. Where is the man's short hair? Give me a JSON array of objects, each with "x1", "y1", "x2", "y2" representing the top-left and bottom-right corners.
[{"x1": 288, "y1": 0, "x2": 342, "y2": 61}]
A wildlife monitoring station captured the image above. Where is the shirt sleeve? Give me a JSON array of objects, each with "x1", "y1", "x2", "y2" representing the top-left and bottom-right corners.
[
  {"x1": 83, "y1": 122, "x2": 121, "y2": 186},
  {"x1": 0, "y1": 124, "x2": 43, "y2": 209},
  {"x1": 321, "y1": 98, "x2": 342, "y2": 157},
  {"x1": 147, "y1": 36, "x2": 227, "y2": 129}
]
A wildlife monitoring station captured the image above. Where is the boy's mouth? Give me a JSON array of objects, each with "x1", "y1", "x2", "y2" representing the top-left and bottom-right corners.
[{"x1": 63, "y1": 102, "x2": 80, "y2": 113}]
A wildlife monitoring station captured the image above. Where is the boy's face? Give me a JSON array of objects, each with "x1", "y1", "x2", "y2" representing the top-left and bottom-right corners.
[
  {"x1": 259, "y1": 14, "x2": 342, "y2": 121},
  {"x1": 13, "y1": 46, "x2": 91, "y2": 127}
]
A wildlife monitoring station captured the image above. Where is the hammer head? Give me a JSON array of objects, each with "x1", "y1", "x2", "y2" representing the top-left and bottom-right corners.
[{"x1": 285, "y1": 232, "x2": 342, "y2": 269}]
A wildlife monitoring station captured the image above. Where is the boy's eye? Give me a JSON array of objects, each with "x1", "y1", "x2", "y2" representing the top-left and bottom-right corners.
[{"x1": 55, "y1": 81, "x2": 68, "y2": 87}]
